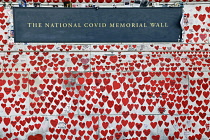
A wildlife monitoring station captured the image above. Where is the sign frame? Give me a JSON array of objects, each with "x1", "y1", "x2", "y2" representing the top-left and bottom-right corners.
[{"x1": 13, "y1": 7, "x2": 183, "y2": 43}]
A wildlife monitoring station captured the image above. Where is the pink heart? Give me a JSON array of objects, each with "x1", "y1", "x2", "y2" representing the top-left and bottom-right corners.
[
  {"x1": 37, "y1": 90, "x2": 43, "y2": 96},
  {"x1": 81, "y1": 58, "x2": 89, "y2": 64}
]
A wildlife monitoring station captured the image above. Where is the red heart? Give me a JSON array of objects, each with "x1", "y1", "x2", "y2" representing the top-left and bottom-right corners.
[
  {"x1": 143, "y1": 129, "x2": 150, "y2": 136},
  {"x1": 50, "y1": 119, "x2": 58, "y2": 127},
  {"x1": 113, "y1": 81, "x2": 121, "y2": 90},
  {"x1": 28, "y1": 134, "x2": 43, "y2": 140},
  {"x1": 193, "y1": 25, "x2": 200, "y2": 32},
  {"x1": 195, "y1": 6, "x2": 201, "y2": 11},
  {"x1": 198, "y1": 14, "x2": 206, "y2": 22},
  {"x1": 0, "y1": 92, "x2": 4, "y2": 101},
  {"x1": 110, "y1": 55, "x2": 118, "y2": 63},
  {"x1": 0, "y1": 6, "x2": 4, "y2": 12}
]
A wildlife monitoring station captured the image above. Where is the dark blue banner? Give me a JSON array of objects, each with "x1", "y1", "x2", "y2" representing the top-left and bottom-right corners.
[{"x1": 13, "y1": 7, "x2": 182, "y2": 43}]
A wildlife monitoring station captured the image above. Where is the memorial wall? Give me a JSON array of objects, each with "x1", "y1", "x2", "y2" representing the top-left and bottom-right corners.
[{"x1": 0, "y1": 2, "x2": 209, "y2": 140}]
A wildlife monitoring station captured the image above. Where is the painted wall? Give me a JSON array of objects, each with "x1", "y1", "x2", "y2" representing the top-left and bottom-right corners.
[{"x1": 0, "y1": 4, "x2": 209, "y2": 140}]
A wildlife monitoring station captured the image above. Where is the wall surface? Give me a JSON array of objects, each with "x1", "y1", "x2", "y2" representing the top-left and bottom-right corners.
[{"x1": 0, "y1": 3, "x2": 209, "y2": 140}]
